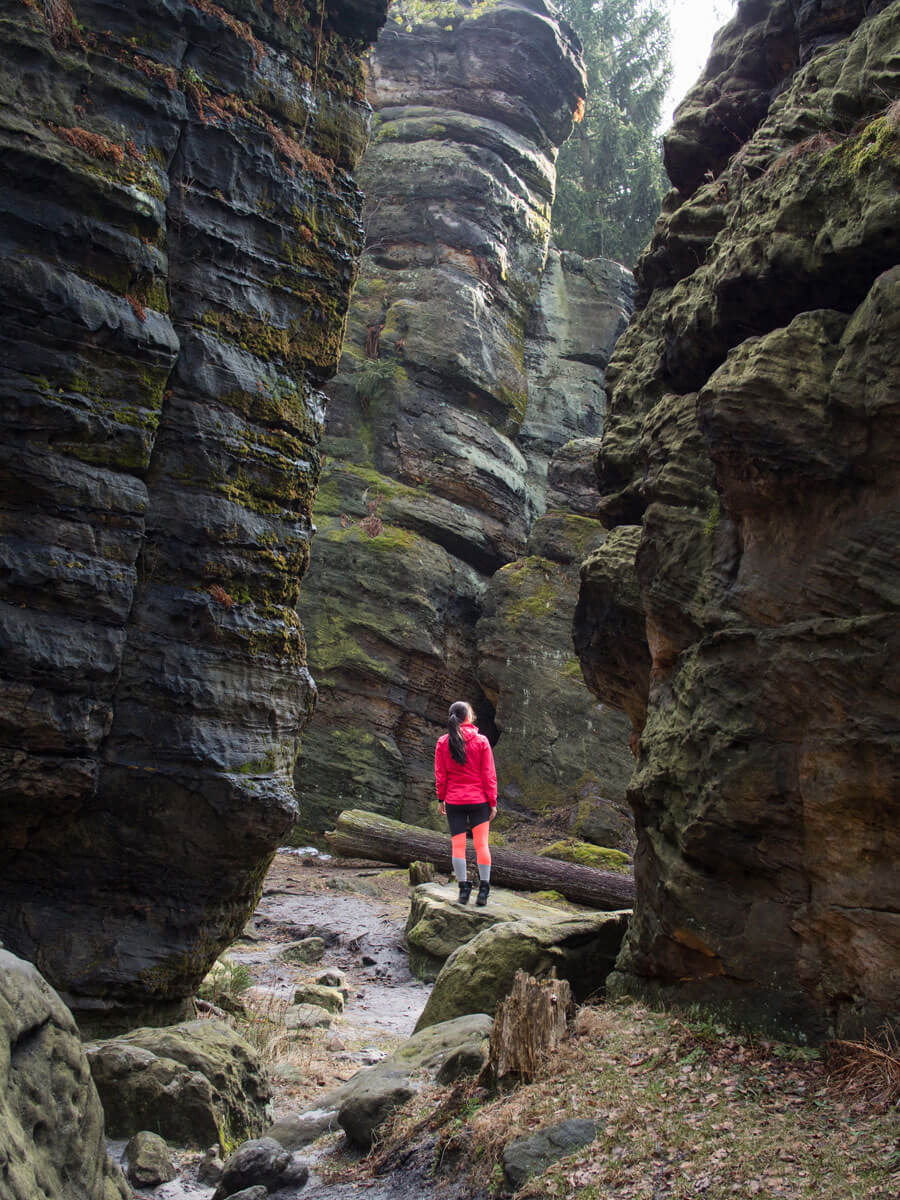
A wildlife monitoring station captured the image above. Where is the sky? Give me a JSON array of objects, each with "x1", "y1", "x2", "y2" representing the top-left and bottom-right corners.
[{"x1": 663, "y1": 0, "x2": 736, "y2": 127}]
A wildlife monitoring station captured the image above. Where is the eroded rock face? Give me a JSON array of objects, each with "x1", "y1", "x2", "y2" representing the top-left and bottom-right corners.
[
  {"x1": 294, "y1": 8, "x2": 635, "y2": 837},
  {"x1": 0, "y1": 950, "x2": 129, "y2": 1200},
  {"x1": 575, "y1": 1, "x2": 900, "y2": 1038},
  {"x1": 0, "y1": 0, "x2": 387, "y2": 1023}
]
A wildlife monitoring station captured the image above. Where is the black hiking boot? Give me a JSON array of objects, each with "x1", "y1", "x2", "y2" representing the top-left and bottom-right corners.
[
  {"x1": 476, "y1": 881, "x2": 490, "y2": 907},
  {"x1": 457, "y1": 881, "x2": 472, "y2": 905}
]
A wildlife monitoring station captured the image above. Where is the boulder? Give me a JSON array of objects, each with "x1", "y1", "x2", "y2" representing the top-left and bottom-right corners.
[
  {"x1": 285, "y1": 1004, "x2": 333, "y2": 1030},
  {"x1": 87, "y1": 1040, "x2": 219, "y2": 1147},
  {"x1": 124, "y1": 1131, "x2": 175, "y2": 1188},
  {"x1": 386, "y1": 1014, "x2": 493, "y2": 1077},
  {"x1": 415, "y1": 912, "x2": 629, "y2": 1031},
  {"x1": 315, "y1": 969, "x2": 350, "y2": 998},
  {"x1": 0, "y1": 950, "x2": 129, "y2": 1200},
  {"x1": 336, "y1": 1070, "x2": 416, "y2": 1151},
  {"x1": 86, "y1": 1020, "x2": 270, "y2": 1147},
  {"x1": 281, "y1": 938, "x2": 327, "y2": 966},
  {"x1": 405, "y1": 882, "x2": 575, "y2": 980},
  {"x1": 198, "y1": 1144, "x2": 225, "y2": 1185},
  {"x1": 265, "y1": 1108, "x2": 340, "y2": 1150},
  {"x1": 293, "y1": 984, "x2": 344, "y2": 1013},
  {"x1": 212, "y1": 1137, "x2": 307, "y2": 1199},
  {"x1": 503, "y1": 1119, "x2": 598, "y2": 1189}
]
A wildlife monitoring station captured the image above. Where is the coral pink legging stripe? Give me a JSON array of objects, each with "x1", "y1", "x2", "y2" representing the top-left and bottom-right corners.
[{"x1": 451, "y1": 822, "x2": 491, "y2": 866}]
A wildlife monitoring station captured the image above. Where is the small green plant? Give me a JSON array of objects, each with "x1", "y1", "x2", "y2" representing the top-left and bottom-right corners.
[
  {"x1": 488, "y1": 1161, "x2": 505, "y2": 1196},
  {"x1": 389, "y1": 0, "x2": 498, "y2": 31},
  {"x1": 348, "y1": 357, "x2": 407, "y2": 409},
  {"x1": 197, "y1": 955, "x2": 252, "y2": 1012}
]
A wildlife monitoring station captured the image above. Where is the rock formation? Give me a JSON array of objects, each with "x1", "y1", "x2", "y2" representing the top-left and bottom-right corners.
[
  {"x1": 294, "y1": 3, "x2": 635, "y2": 843},
  {"x1": 0, "y1": 949, "x2": 129, "y2": 1200},
  {"x1": 575, "y1": 0, "x2": 900, "y2": 1038},
  {"x1": 0, "y1": 0, "x2": 387, "y2": 1025},
  {"x1": 86, "y1": 1018, "x2": 271, "y2": 1146}
]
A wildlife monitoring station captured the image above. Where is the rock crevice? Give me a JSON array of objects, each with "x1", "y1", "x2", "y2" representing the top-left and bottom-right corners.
[{"x1": 295, "y1": 5, "x2": 636, "y2": 842}]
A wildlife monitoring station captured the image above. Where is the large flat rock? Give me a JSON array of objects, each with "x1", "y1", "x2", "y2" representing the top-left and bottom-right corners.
[{"x1": 405, "y1": 881, "x2": 576, "y2": 980}]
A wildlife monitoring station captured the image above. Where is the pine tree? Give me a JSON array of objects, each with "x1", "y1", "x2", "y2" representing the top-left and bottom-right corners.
[{"x1": 552, "y1": 0, "x2": 671, "y2": 267}]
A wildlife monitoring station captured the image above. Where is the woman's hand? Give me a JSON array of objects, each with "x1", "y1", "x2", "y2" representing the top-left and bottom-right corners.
[
  {"x1": 438, "y1": 802, "x2": 446, "y2": 815},
  {"x1": 489, "y1": 807, "x2": 497, "y2": 821}
]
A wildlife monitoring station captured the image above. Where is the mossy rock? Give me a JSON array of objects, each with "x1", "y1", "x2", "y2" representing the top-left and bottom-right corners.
[
  {"x1": 86, "y1": 1020, "x2": 270, "y2": 1150},
  {"x1": 405, "y1": 883, "x2": 571, "y2": 982},
  {"x1": 281, "y1": 938, "x2": 326, "y2": 965},
  {"x1": 414, "y1": 911, "x2": 629, "y2": 1031},
  {"x1": 292, "y1": 984, "x2": 344, "y2": 1013},
  {"x1": 538, "y1": 840, "x2": 632, "y2": 873}
]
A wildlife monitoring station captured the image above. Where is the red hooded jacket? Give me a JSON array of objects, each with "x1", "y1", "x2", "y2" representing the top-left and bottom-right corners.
[{"x1": 434, "y1": 722, "x2": 498, "y2": 808}]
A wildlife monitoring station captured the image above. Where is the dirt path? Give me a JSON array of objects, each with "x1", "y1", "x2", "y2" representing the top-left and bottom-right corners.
[
  {"x1": 238, "y1": 855, "x2": 428, "y2": 1032},
  {"x1": 228, "y1": 853, "x2": 432, "y2": 1116},
  {"x1": 118, "y1": 852, "x2": 435, "y2": 1199}
]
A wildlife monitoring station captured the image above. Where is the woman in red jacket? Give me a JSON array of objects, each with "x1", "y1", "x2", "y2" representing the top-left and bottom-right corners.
[{"x1": 434, "y1": 700, "x2": 497, "y2": 906}]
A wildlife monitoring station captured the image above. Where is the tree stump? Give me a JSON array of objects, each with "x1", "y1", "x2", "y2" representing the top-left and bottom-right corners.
[
  {"x1": 485, "y1": 969, "x2": 574, "y2": 1087},
  {"x1": 409, "y1": 861, "x2": 435, "y2": 886}
]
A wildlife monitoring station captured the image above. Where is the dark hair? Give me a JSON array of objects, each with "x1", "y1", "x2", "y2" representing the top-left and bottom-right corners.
[{"x1": 447, "y1": 700, "x2": 472, "y2": 764}]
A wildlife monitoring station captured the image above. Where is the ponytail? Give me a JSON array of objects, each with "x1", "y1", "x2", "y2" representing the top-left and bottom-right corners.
[{"x1": 447, "y1": 700, "x2": 472, "y2": 764}]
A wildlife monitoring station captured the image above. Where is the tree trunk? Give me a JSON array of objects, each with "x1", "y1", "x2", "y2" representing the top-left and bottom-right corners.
[
  {"x1": 485, "y1": 969, "x2": 574, "y2": 1086},
  {"x1": 325, "y1": 810, "x2": 634, "y2": 910}
]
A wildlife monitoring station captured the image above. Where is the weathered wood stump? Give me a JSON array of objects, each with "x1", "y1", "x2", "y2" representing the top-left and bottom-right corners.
[
  {"x1": 409, "y1": 861, "x2": 435, "y2": 885},
  {"x1": 326, "y1": 810, "x2": 634, "y2": 910},
  {"x1": 485, "y1": 969, "x2": 574, "y2": 1086}
]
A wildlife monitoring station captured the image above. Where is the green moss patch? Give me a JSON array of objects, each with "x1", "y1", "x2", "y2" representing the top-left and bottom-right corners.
[{"x1": 538, "y1": 840, "x2": 632, "y2": 873}]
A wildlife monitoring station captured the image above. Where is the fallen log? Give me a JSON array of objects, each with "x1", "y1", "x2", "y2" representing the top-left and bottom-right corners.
[{"x1": 325, "y1": 809, "x2": 634, "y2": 910}]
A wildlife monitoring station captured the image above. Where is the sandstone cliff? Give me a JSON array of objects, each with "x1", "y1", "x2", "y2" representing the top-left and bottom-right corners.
[
  {"x1": 575, "y1": 0, "x2": 900, "y2": 1038},
  {"x1": 294, "y1": 4, "x2": 636, "y2": 844},
  {"x1": 0, "y1": 0, "x2": 386, "y2": 1026}
]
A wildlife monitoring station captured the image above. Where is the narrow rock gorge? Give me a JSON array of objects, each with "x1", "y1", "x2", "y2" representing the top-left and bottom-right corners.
[
  {"x1": 0, "y1": 0, "x2": 387, "y2": 1026},
  {"x1": 294, "y1": 0, "x2": 636, "y2": 844},
  {"x1": 575, "y1": 0, "x2": 900, "y2": 1038}
]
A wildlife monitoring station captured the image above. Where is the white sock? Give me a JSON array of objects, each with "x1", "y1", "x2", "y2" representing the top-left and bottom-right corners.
[
  {"x1": 478, "y1": 864, "x2": 491, "y2": 883},
  {"x1": 452, "y1": 857, "x2": 468, "y2": 883}
]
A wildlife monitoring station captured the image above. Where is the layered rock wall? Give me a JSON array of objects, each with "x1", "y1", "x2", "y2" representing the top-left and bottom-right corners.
[
  {"x1": 294, "y1": 7, "x2": 636, "y2": 842},
  {"x1": 0, "y1": 0, "x2": 386, "y2": 1025},
  {"x1": 575, "y1": 0, "x2": 900, "y2": 1037}
]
